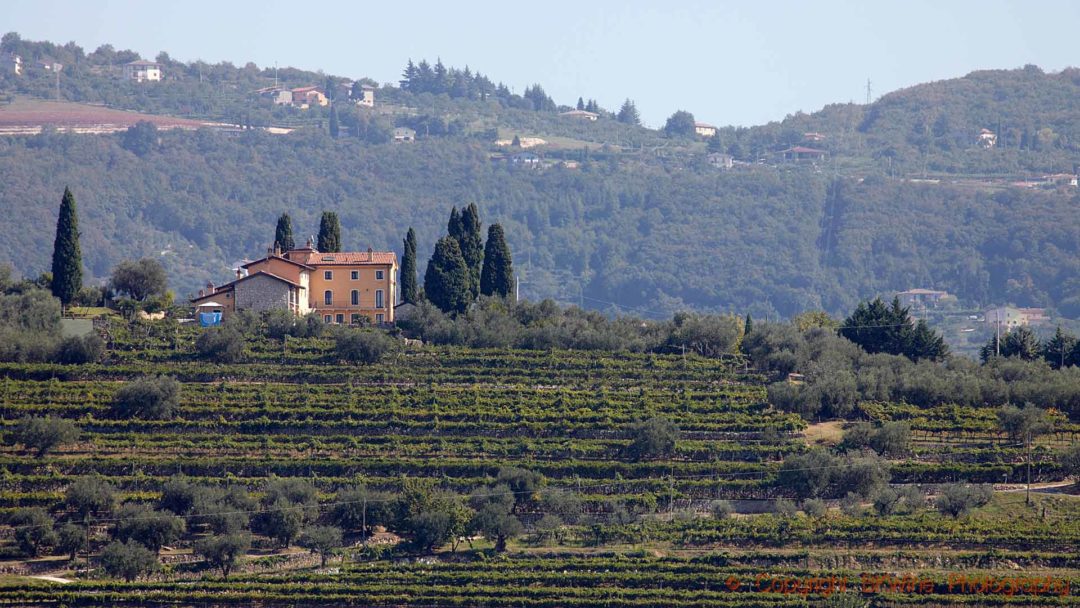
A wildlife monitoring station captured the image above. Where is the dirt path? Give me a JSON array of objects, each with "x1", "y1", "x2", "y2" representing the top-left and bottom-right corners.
[
  {"x1": 29, "y1": 576, "x2": 72, "y2": 584},
  {"x1": 996, "y1": 481, "x2": 1077, "y2": 495}
]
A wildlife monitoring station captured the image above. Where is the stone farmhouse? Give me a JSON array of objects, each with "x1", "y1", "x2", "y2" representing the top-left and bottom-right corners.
[{"x1": 191, "y1": 240, "x2": 398, "y2": 325}]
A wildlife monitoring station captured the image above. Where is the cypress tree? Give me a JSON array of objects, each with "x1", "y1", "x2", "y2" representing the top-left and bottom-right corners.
[
  {"x1": 424, "y1": 236, "x2": 470, "y2": 314},
  {"x1": 317, "y1": 212, "x2": 341, "y2": 253},
  {"x1": 479, "y1": 223, "x2": 514, "y2": 299},
  {"x1": 744, "y1": 314, "x2": 754, "y2": 335},
  {"x1": 51, "y1": 187, "x2": 82, "y2": 306},
  {"x1": 1042, "y1": 326, "x2": 1076, "y2": 369},
  {"x1": 273, "y1": 213, "x2": 295, "y2": 253},
  {"x1": 329, "y1": 104, "x2": 340, "y2": 138},
  {"x1": 447, "y1": 207, "x2": 463, "y2": 242},
  {"x1": 458, "y1": 203, "x2": 484, "y2": 297},
  {"x1": 401, "y1": 227, "x2": 419, "y2": 304}
]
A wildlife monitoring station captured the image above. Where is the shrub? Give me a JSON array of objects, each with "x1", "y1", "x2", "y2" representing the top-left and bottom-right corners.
[
  {"x1": 840, "y1": 492, "x2": 864, "y2": 517},
  {"x1": 709, "y1": 500, "x2": 733, "y2": 519},
  {"x1": 65, "y1": 476, "x2": 116, "y2": 519},
  {"x1": 935, "y1": 483, "x2": 993, "y2": 518},
  {"x1": 624, "y1": 416, "x2": 679, "y2": 461},
  {"x1": 265, "y1": 310, "x2": 323, "y2": 340},
  {"x1": 54, "y1": 334, "x2": 105, "y2": 364},
  {"x1": 334, "y1": 329, "x2": 398, "y2": 364},
  {"x1": 802, "y1": 498, "x2": 828, "y2": 518},
  {"x1": 1063, "y1": 444, "x2": 1080, "y2": 482},
  {"x1": 254, "y1": 479, "x2": 319, "y2": 548},
  {"x1": 57, "y1": 523, "x2": 85, "y2": 560},
  {"x1": 539, "y1": 489, "x2": 583, "y2": 525},
  {"x1": 8, "y1": 416, "x2": 79, "y2": 457},
  {"x1": 109, "y1": 258, "x2": 167, "y2": 301},
  {"x1": 773, "y1": 499, "x2": 798, "y2": 518},
  {"x1": 9, "y1": 508, "x2": 55, "y2": 556},
  {"x1": 113, "y1": 376, "x2": 180, "y2": 419},
  {"x1": 195, "y1": 533, "x2": 250, "y2": 578},
  {"x1": 195, "y1": 327, "x2": 244, "y2": 362},
  {"x1": 99, "y1": 540, "x2": 159, "y2": 582},
  {"x1": 193, "y1": 486, "x2": 254, "y2": 535},
  {"x1": 114, "y1": 503, "x2": 185, "y2": 553},
  {"x1": 298, "y1": 525, "x2": 343, "y2": 566},
  {"x1": 331, "y1": 486, "x2": 394, "y2": 534},
  {"x1": 842, "y1": 421, "x2": 912, "y2": 457}
]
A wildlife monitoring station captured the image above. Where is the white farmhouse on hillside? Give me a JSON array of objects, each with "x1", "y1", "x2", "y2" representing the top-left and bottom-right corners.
[{"x1": 124, "y1": 60, "x2": 161, "y2": 82}]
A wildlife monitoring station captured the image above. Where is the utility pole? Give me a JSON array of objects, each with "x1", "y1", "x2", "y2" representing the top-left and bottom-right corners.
[
  {"x1": 668, "y1": 464, "x2": 675, "y2": 515},
  {"x1": 995, "y1": 313, "x2": 1001, "y2": 357},
  {"x1": 865, "y1": 78, "x2": 872, "y2": 105}
]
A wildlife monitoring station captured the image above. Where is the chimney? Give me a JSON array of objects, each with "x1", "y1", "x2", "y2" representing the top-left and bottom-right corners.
[
  {"x1": 198, "y1": 289, "x2": 204, "y2": 298},
  {"x1": 236, "y1": 269, "x2": 243, "y2": 279},
  {"x1": 273, "y1": 242, "x2": 281, "y2": 256},
  {"x1": 368, "y1": 247, "x2": 373, "y2": 261},
  {"x1": 207, "y1": 282, "x2": 215, "y2": 294}
]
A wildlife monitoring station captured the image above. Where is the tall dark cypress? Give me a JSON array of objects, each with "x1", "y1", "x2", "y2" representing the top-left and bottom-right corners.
[
  {"x1": 401, "y1": 227, "x2": 419, "y2": 304},
  {"x1": 51, "y1": 187, "x2": 82, "y2": 306},
  {"x1": 274, "y1": 213, "x2": 295, "y2": 253},
  {"x1": 424, "y1": 236, "x2": 470, "y2": 314},
  {"x1": 479, "y1": 223, "x2": 514, "y2": 299},
  {"x1": 329, "y1": 104, "x2": 340, "y2": 138},
  {"x1": 447, "y1": 207, "x2": 463, "y2": 242},
  {"x1": 317, "y1": 212, "x2": 341, "y2": 253},
  {"x1": 458, "y1": 203, "x2": 484, "y2": 297},
  {"x1": 744, "y1": 314, "x2": 754, "y2": 335}
]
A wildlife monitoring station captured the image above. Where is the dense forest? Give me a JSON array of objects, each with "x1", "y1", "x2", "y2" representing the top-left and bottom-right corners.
[
  {"x1": 2, "y1": 33, "x2": 1080, "y2": 319},
  {"x1": 2, "y1": 129, "x2": 1078, "y2": 319}
]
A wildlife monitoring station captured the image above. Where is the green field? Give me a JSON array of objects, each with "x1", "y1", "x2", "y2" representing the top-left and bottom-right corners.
[{"x1": 0, "y1": 323, "x2": 1076, "y2": 607}]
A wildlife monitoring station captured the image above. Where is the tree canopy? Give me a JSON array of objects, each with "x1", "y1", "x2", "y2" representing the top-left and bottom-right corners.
[
  {"x1": 50, "y1": 187, "x2": 82, "y2": 306},
  {"x1": 479, "y1": 223, "x2": 513, "y2": 299},
  {"x1": 424, "y1": 236, "x2": 470, "y2": 314}
]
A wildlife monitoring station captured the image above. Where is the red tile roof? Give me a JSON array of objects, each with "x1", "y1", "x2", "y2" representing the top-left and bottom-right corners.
[
  {"x1": 241, "y1": 255, "x2": 315, "y2": 270},
  {"x1": 290, "y1": 250, "x2": 397, "y2": 266}
]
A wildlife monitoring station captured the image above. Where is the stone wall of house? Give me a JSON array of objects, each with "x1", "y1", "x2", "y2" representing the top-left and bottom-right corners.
[{"x1": 234, "y1": 275, "x2": 292, "y2": 312}]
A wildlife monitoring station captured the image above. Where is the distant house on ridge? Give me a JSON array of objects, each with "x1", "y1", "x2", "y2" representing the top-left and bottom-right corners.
[
  {"x1": 559, "y1": 109, "x2": 598, "y2": 121},
  {"x1": 124, "y1": 60, "x2": 162, "y2": 82},
  {"x1": 290, "y1": 86, "x2": 328, "y2": 108},
  {"x1": 776, "y1": 146, "x2": 827, "y2": 163},
  {"x1": 694, "y1": 122, "x2": 717, "y2": 138},
  {"x1": 392, "y1": 127, "x2": 416, "y2": 142}
]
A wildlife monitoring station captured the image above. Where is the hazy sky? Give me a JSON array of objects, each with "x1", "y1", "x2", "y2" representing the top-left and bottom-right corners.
[{"x1": 6, "y1": 0, "x2": 1079, "y2": 127}]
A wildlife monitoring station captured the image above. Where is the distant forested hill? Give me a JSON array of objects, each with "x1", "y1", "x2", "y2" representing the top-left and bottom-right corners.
[
  {"x1": 2, "y1": 32, "x2": 1080, "y2": 318},
  {"x1": 1, "y1": 128, "x2": 1078, "y2": 319}
]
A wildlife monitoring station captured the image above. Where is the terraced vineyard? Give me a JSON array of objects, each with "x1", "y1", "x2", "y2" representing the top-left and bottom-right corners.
[{"x1": 0, "y1": 325, "x2": 1076, "y2": 606}]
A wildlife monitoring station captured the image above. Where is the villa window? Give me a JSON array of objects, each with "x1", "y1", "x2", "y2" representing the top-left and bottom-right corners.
[
  {"x1": 324, "y1": 270, "x2": 333, "y2": 280},
  {"x1": 375, "y1": 289, "x2": 384, "y2": 308},
  {"x1": 323, "y1": 314, "x2": 331, "y2": 323},
  {"x1": 375, "y1": 270, "x2": 384, "y2": 280},
  {"x1": 336, "y1": 314, "x2": 344, "y2": 324},
  {"x1": 324, "y1": 290, "x2": 333, "y2": 306},
  {"x1": 351, "y1": 270, "x2": 359, "y2": 280},
  {"x1": 351, "y1": 290, "x2": 359, "y2": 306}
]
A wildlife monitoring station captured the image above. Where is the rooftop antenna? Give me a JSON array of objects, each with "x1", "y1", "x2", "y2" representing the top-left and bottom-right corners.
[{"x1": 865, "y1": 78, "x2": 872, "y2": 105}]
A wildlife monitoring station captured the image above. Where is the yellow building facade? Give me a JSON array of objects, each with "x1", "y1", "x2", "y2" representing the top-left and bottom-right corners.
[{"x1": 191, "y1": 243, "x2": 398, "y2": 324}]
